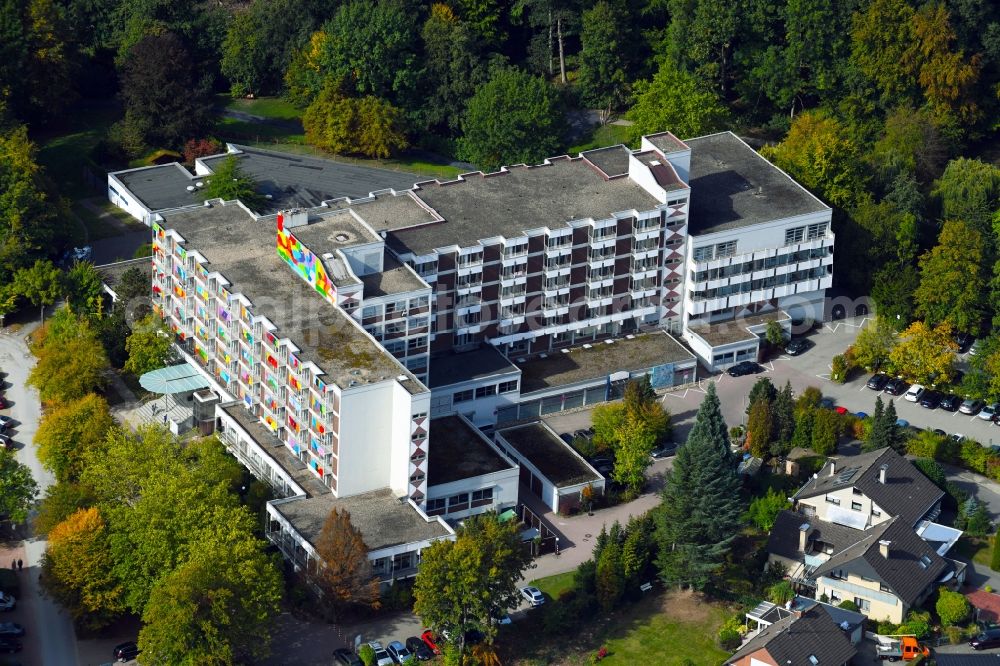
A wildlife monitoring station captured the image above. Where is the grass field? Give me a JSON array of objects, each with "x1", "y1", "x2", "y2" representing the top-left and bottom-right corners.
[
  {"x1": 530, "y1": 571, "x2": 576, "y2": 600},
  {"x1": 36, "y1": 102, "x2": 120, "y2": 199},
  {"x1": 568, "y1": 123, "x2": 634, "y2": 154},
  {"x1": 219, "y1": 95, "x2": 303, "y2": 121},
  {"x1": 954, "y1": 536, "x2": 992, "y2": 567}
]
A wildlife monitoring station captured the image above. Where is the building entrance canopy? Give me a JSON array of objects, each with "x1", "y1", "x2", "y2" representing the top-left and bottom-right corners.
[{"x1": 139, "y1": 363, "x2": 210, "y2": 394}]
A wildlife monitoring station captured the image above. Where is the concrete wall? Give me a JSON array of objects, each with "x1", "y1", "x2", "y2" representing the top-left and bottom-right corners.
[
  {"x1": 337, "y1": 380, "x2": 405, "y2": 497},
  {"x1": 426, "y1": 464, "x2": 520, "y2": 521},
  {"x1": 816, "y1": 574, "x2": 904, "y2": 623}
]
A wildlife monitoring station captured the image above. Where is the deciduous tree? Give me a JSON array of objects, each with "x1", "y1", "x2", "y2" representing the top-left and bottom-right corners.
[
  {"x1": 309, "y1": 508, "x2": 380, "y2": 617},
  {"x1": 578, "y1": 1, "x2": 628, "y2": 118},
  {"x1": 124, "y1": 314, "x2": 173, "y2": 377},
  {"x1": 420, "y1": 4, "x2": 490, "y2": 135},
  {"x1": 13, "y1": 258, "x2": 62, "y2": 322},
  {"x1": 0, "y1": 448, "x2": 37, "y2": 524},
  {"x1": 41, "y1": 507, "x2": 124, "y2": 629},
  {"x1": 64, "y1": 262, "x2": 104, "y2": 317},
  {"x1": 852, "y1": 317, "x2": 899, "y2": 371},
  {"x1": 914, "y1": 220, "x2": 985, "y2": 333},
  {"x1": 747, "y1": 488, "x2": 790, "y2": 533},
  {"x1": 936, "y1": 587, "x2": 971, "y2": 626},
  {"x1": 35, "y1": 393, "x2": 113, "y2": 483},
  {"x1": 888, "y1": 321, "x2": 958, "y2": 385},
  {"x1": 303, "y1": 86, "x2": 408, "y2": 159},
  {"x1": 655, "y1": 383, "x2": 742, "y2": 589},
  {"x1": 626, "y1": 62, "x2": 727, "y2": 142},
  {"x1": 414, "y1": 514, "x2": 532, "y2": 658},
  {"x1": 458, "y1": 67, "x2": 566, "y2": 172},
  {"x1": 931, "y1": 159, "x2": 1000, "y2": 243}
]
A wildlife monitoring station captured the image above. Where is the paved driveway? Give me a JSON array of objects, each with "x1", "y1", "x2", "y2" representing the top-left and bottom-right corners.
[{"x1": 0, "y1": 323, "x2": 78, "y2": 665}]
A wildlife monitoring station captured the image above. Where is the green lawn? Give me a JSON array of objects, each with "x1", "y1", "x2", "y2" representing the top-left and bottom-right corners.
[
  {"x1": 36, "y1": 102, "x2": 121, "y2": 199},
  {"x1": 599, "y1": 598, "x2": 730, "y2": 665},
  {"x1": 213, "y1": 116, "x2": 306, "y2": 145},
  {"x1": 530, "y1": 571, "x2": 576, "y2": 600},
  {"x1": 220, "y1": 95, "x2": 303, "y2": 121},
  {"x1": 954, "y1": 536, "x2": 992, "y2": 567},
  {"x1": 568, "y1": 123, "x2": 634, "y2": 154}
]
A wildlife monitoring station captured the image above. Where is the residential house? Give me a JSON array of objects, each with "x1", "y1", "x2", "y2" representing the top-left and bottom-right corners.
[{"x1": 725, "y1": 604, "x2": 857, "y2": 666}]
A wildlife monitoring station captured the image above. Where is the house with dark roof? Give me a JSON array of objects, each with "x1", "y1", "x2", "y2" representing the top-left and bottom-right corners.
[
  {"x1": 725, "y1": 604, "x2": 857, "y2": 666},
  {"x1": 792, "y1": 447, "x2": 943, "y2": 529},
  {"x1": 766, "y1": 448, "x2": 964, "y2": 623}
]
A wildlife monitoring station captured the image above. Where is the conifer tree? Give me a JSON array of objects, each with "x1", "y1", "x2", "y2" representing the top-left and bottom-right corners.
[
  {"x1": 863, "y1": 396, "x2": 887, "y2": 452},
  {"x1": 655, "y1": 383, "x2": 743, "y2": 589},
  {"x1": 771, "y1": 381, "x2": 796, "y2": 454}
]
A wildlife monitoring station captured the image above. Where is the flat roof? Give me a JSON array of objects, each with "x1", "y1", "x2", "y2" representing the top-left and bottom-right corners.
[
  {"x1": 684, "y1": 132, "x2": 829, "y2": 235},
  {"x1": 687, "y1": 310, "x2": 790, "y2": 347},
  {"x1": 114, "y1": 163, "x2": 202, "y2": 212},
  {"x1": 427, "y1": 415, "x2": 514, "y2": 486},
  {"x1": 221, "y1": 402, "x2": 329, "y2": 498},
  {"x1": 113, "y1": 146, "x2": 418, "y2": 215},
  {"x1": 158, "y1": 203, "x2": 425, "y2": 394},
  {"x1": 427, "y1": 346, "x2": 520, "y2": 389},
  {"x1": 581, "y1": 145, "x2": 631, "y2": 178},
  {"x1": 96, "y1": 257, "x2": 152, "y2": 292},
  {"x1": 517, "y1": 331, "x2": 695, "y2": 394},
  {"x1": 347, "y1": 190, "x2": 441, "y2": 232},
  {"x1": 497, "y1": 422, "x2": 599, "y2": 487},
  {"x1": 644, "y1": 131, "x2": 689, "y2": 154},
  {"x1": 272, "y1": 487, "x2": 452, "y2": 552},
  {"x1": 286, "y1": 209, "x2": 381, "y2": 253},
  {"x1": 360, "y1": 253, "x2": 428, "y2": 297},
  {"x1": 387, "y1": 157, "x2": 662, "y2": 256},
  {"x1": 200, "y1": 146, "x2": 417, "y2": 211}
]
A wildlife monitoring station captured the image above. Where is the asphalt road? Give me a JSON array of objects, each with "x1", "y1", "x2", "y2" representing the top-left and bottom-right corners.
[{"x1": 0, "y1": 322, "x2": 78, "y2": 665}]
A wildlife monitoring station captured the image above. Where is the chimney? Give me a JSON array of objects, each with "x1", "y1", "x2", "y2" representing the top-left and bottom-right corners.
[
  {"x1": 829, "y1": 460, "x2": 837, "y2": 476},
  {"x1": 798, "y1": 523, "x2": 811, "y2": 552},
  {"x1": 879, "y1": 464, "x2": 888, "y2": 484},
  {"x1": 879, "y1": 539, "x2": 891, "y2": 558}
]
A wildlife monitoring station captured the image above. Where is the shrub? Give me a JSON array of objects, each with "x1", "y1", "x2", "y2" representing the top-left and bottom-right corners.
[
  {"x1": 717, "y1": 615, "x2": 744, "y2": 650},
  {"x1": 837, "y1": 600, "x2": 859, "y2": 612},
  {"x1": 831, "y1": 355, "x2": 849, "y2": 383},
  {"x1": 937, "y1": 588, "x2": 971, "y2": 626},
  {"x1": 944, "y1": 625, "x2": 966, "y2": 645},
  {"x1": 183, "y1": 138, "x2": 223, "y2": 164},
  {"x1": 767, "y1": 580, "x2": 795, "y2": 605},
  {"x1": 358, "y1": 644, "x2": 375, "y2": 666},
  {"x1": 898, "y1": 610, "x2": 932, "y2": 638}
]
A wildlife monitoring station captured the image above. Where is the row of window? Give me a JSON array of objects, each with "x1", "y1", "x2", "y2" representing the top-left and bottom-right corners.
[
  {"x1": 425, "y1": 487, "x2": 494, "y2": 513},
  {"x1": 361, "y1": 296, "x2": 431, "y2": 319},
  {"x1": 785, "y1": 222, "x2": 828, "y2": 244},
  {"x1": 691, "y1": 267, "x2": 831, "y2": 300},
  {"x1": 452, "y1": 380, "x2": 519, "y2": 404},
  {"x1": 691, "y1": 247, "x2": 831, "y2": 282}
]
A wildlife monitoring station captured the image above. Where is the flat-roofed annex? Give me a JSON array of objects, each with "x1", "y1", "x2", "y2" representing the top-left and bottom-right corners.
[{"x1": 157, "y1": 202, "x2": 426, "y2": 394}]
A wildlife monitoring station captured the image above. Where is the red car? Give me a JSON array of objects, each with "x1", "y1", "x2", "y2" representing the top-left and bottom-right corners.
[
  {"x1": 834, "y1": 406, "x2": 848, "y2": 415},
  {"x1": 420, "y1": 629, "x2": 441, "y2": 655}
]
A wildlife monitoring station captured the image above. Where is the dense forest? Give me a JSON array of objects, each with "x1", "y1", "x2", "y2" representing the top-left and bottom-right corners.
[{"x1": 2, "y1": 0, "x2": 1000, "y2": 331}]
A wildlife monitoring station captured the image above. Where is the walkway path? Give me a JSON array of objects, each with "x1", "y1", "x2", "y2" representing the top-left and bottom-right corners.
[{"x1": 0, "y1": 320, "x2": 78, "y2": 665}]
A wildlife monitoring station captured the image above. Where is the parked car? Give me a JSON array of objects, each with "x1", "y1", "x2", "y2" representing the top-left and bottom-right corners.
[
  {"x1": 884, "y1": 378, "x2": 908, "y2": 396},
  {"x1": 333, "y1": 648, "x2": 363, "y2": 666},
  {"x1": 970, "y1": 339, "x2": 983, "y2": 357},
  {"x1": 0, "y1": 623, "x2": 23, "y2": 637},
  {"x1": 573, "y1": 429, "x2": 593, "y2": 441},
  {"x1": 971, "y1": 628, "x2": 1000, "y2": 650},
  {"x1": 896, "y1": 419, "x2": 910, "y2": 428},
  {"x1": 961, "y1": 399, "x2": 986, "y2": 415},
  {"x1": 0, "y1": 394, "x2": 7, "y2": 408},
  {"x1": 932, "y1": 429, "x2": 947, "y2": 437},
  {"x1": 420, "y1": 630, "x2": 442, "y2": 655},
  {"x1": 405, "y1": 637, "x2": 434, "y2": 661},
  {"x1": 834, "y1": 406, "x2": 848, "y2": 415},
  {"x1": 0, "y1": 637, "x2": 21, "y2": 654},
  {"x1": 819, "y1": 397, "x2": 835, "y2": 410},
  {"x1": 0, "y1": 592, "x2": 14, "y2": 612},
  {"x1": 866, "y1": 373, "x2": 889, "y2": 390},
  {"x1": 521, "y1": 586, "x2": 545, "y2": 606},
  {"x1": 726, "y1": 361, "x2": 761, "y2": 377},
  {"x1": 113, "y1": 641, "x2": 140, "y2": 662},
  {"x1": 0, "y1": 416, "x2": 11, "y2": 432},
  {"x1": 589, "y1": 455, "x2": 613, "y2": 475},
  {"x1": 919, "y1": 390, "x2": 943, "y2": 409},
  {"x1": 939, "y1": 394, "x2": 962, "y2": 411},
  {"x1": 952, "y1": 434, "x2": 966, "y2": 443},
  {"x1": 904, "y1": 384, "x2": 925, "y2": 402},
  {"x1": 558, "y1": 432, "x2": 573, "y2": 445},
  {"x1": 855, "y1": 412, "x2": 869, "y2": 419},
  {"x1": 651, "y1": 443, "x2": 676, "y2": 460},
  {"x1": 784, "y1": 338, "x2": 811, "y2": 355},
  {"x1": 367, "y1": 641, "x2": 394, "y2": 666},
  {"x1": 0, "y1": 434, "x2": 11, "y2": 449},
  {"x1": 387, "y1": 641, "x2": 412, "y2": 664},
  {"x1": 979, "y1": 403, "x2": 999, "y2": 421}
]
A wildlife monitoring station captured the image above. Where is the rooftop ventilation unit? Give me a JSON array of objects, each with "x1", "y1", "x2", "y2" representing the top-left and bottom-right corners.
[
  {"x1": 186, "y1": 185, "x2": 196, "y2": 192},
  {"x1": 195, "y1": 181, "x2": 204, "y2": 188}
]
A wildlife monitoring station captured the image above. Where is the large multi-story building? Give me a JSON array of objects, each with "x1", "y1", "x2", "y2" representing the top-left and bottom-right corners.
[{"x1": 134, "y1": 129, "x2": 834, "y2": 575}]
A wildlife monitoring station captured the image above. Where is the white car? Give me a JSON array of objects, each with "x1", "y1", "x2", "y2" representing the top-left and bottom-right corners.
[
  {"x1": 386, "y1": 641, "x2": 411, "y2": 664},
  {"x1": 521, "y1": 586, "x2": 545, "y2": 607},
  {"x1": 0, "y1": 592, "x2": 14, "y2": 612},
  {"x1": 904, "y1": 384, "x2": 925, "y2": 402},
  {"x1": 367, "y1": 642, "x2": 394, "y2": 666},
  {"x1": 978, "y1": 403, "x2": 999, "y2": 421},
  {"x1": 0, "y1": 416, "x2": 11, "y2": 431}
]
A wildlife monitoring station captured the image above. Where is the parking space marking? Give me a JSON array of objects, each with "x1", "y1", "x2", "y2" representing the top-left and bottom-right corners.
[{"x1": 822, "y1": 316, "x2": 873, "y2": 333}]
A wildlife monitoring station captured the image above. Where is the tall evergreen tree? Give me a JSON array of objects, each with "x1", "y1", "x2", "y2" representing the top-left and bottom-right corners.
[
  {"x1": 771, "y1": 381, "x2": 795, "y2": 455},
  {"x1": 746, "y1": 377, "x2": 777, "y2": 414},
  {"x1": 655, "y1": 383, "x2": 742, "y2": 589},
  {"x1": 863, "y1": 396, "x2": 887, "y2": 452},
  {"x1": 883, "y1": 399, "x2": 901, "y2": 450}
]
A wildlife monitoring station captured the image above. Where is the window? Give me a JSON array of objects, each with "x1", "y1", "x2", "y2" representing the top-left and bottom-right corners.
[
  {"x1": 872, "y1": 509, "x2": 882, "y2": 517},
  {"x1": 471, "y1": 488, "x2": 493, "y2": 506},
  {"x1": 503, "y1": 242, "x2": 528, "y2": 258},
  {"x1": 919, "y1": 555, "x2": 932, "y2": 569},
  {"x1": 475, "y1": 385, "x2": 498, "y2": 399},
  {"x1": 854, "y1": 597, "x2": 871, "y2": 612},
  {"x1": 546, "y1": 234, "x2": 572, "y2": 249},
  {"x1": 415, "y1": 260, "x2": 437, "y2": 276},
  {"x1": 410, "y1": 472, "x2": 425, "y2": 484},
  {"x1": 807, "y1": 222, "x2": 828, "y2": 239},
  {"x1": 458, "y1": 251, "x2": 483, "y2": 267},
  {"x1": 458, "y1": 311, "x2": 481, "y2": 326},
  {"x1": 410, "y1": 296, "x2": 430, "y2": 309},
  {"x1": 825, "y1": 496, "x2": 841, "y2": 506},
  {"x1": 693, "y1": 246, "x2": 713, "y2": 262},
  {"x1": 851, "y1": 501, "x2": 863, "y2": 511},
  {"x1": 453, "y1": 389, "x2": 474, "y2": 404},
  {"x1": 410, "y1": 450, "x2": 426, "y2": 462},
  {"x1": 385, "y1": 300, "x2": 406, "y2": 314},
  {"x1": 502, "y1": 264, "x2": 527, "y2": 279},
  {"x1": 501, "y1": 284, "x2": 526, "y2": 298},
  {"x1": 590, "y1": 225, "x2": 616, "y2": 240},
  {"x1": 635, "y1": 217, "x2": 661, "y2": 232},
  {"x1": 545, "y1": 254, "x2": 571, "y2": 270},
  {"x1": 425, "y1": 498, "x2": 446, "y2": 514},
  {"x1": 852, "y1": 487, "x2": 863, "y2": 495},
  {"x1": 409, "y1": 316, "x2": 429, "y2": 329},
  {"x1": 785, "y1": 226, "x2": 806, "y2": 244},
  {"x1": 411, "y1": 430, "x2": 424, "y2": 441},
  {"x1": 448, "y1": 492, "x2": 469, "y2": 507},
  {"x1": 715, "y1": 241, "x2": 737, "y2": 257},
  {"x1": 457, "y1": 273, "x2": 482, "y2": 288},
  {"x1": 498, "y1": 380, "x2": 518, "y2": 393},
  {"x1": 408, "y1": 336, "x2": 427, "y2": 350},
  {"x1": 362, "y1": 306, "x2": 378, "y2": 318}
]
